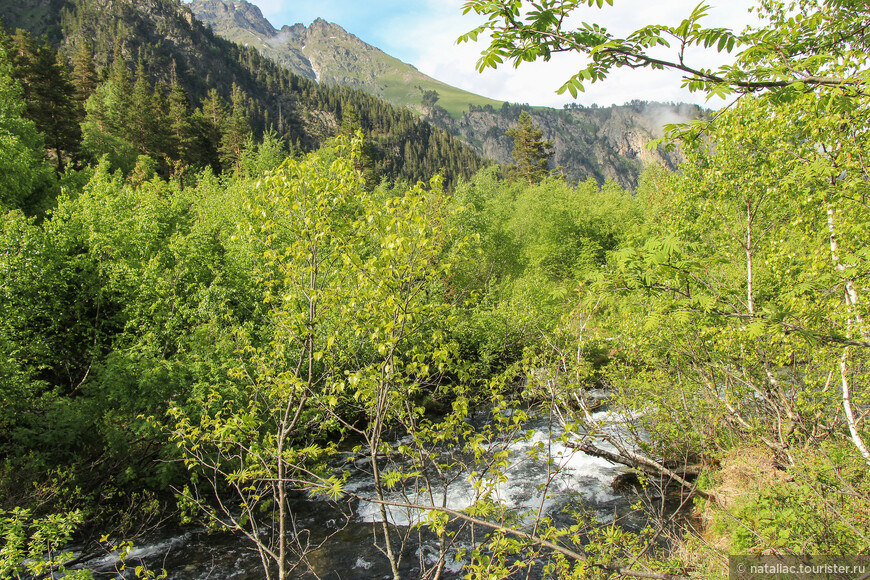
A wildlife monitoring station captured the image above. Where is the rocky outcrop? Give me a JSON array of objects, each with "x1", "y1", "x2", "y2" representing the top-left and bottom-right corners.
[
  {"x1": 433, "y1": 102, "x2": 700, "y2": 188},
  {"x1": 189, "y1": 0, "x2": 315, "y2": 79},
  {"x1": 191, "y1": 0, "x2": 277, "y2": 38}
]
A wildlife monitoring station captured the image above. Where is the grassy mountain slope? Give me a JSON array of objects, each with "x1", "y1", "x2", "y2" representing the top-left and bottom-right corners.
[
  {"x1": 189, "y1": 0, "x2": 505, "y2": 118},
  {"x1": 293, "y1": 18, "x2": 505, "y2": 118}
]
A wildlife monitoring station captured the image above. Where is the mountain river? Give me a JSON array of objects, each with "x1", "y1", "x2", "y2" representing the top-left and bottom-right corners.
[{"x1": 74, "y1": 406, "x2": 682, "y2": 579}]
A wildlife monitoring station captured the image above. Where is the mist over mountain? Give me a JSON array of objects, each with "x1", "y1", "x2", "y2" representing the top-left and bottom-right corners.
[{"x1": 443, "y1": 101, "x2": 696, "y2": 187}]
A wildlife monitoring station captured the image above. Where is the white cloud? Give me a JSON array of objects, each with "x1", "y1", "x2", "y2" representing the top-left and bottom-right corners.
[{"x1": 395, "y1": 0, "x2": 759, "y2": 107}]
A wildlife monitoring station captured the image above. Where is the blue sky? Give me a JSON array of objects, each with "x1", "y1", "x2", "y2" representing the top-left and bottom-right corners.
[
  {"x1": 249, "y1": 0, "x2": 758, "y2": 108},
  {"x1": 254, "y1": 0, "x2": 430, "y2": 56}
]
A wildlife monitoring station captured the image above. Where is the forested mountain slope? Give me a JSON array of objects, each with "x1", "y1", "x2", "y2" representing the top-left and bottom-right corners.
[{"x1": 0, "y1": 0, "x2": 484, "y2": 186}]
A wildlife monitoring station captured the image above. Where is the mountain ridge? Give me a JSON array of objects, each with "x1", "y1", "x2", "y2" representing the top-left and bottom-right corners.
[
  {"x1": 186, "y1": 0, "x2": 317, "y2": 79},
  {"x1": 188, "y1": 0, "x2": 507, "y2": 118}
]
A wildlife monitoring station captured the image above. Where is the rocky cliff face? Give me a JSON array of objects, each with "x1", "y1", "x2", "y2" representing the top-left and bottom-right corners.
[
  {"x1": 433, "y1": 102, "x2": 699, "y2": 188},
  {"x1": 189, "y1": 1, "x2": 408, "y2": 90},
  {"x1": 193, "y1": 0, "x2": 276, "y2": 38},
  {"x1": 187, "y1": 2, "x2": 389, "y2": 87}
]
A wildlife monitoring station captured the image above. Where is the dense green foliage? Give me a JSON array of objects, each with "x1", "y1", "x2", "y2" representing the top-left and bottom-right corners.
[
  {"x1": 1, "y1": 0, "x2": 870, "y2": 578},
  {"x1": 598, "y1": 90, "x2": 870, "y2": 557},
  {"x1": 457, "y1": 0, "x2": 870, "y2": 574},
  {"x1": 449, "y1": 166, "x2": 635, "y2": 376},
  {"x1": 0, "y1": 88, "x2": 634, "y2": 576}
]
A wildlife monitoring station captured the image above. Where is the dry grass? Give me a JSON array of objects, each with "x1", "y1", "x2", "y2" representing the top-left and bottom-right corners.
[
  {"x1": 673, "y1": 447, "x2": 789, "y2": 577},
  {"x1": 707, "y1": 447, "x2": 787, "y2": 512}
]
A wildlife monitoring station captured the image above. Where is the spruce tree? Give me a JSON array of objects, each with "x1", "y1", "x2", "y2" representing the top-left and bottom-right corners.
[
  {"x1": 71, "y1": 41, "x2": 98, "y2": 108},
  {"x1": 167, "y1": 81, "x2": 195, "y2": 182},
  {"x1": 43, "y1": 48, "x2": 81, "y2": 171},
  {"x1": 340, "y1": 104, "x2": 361, "y2": 137},
  {"x1": 148, "y1": 83, "x2": 171, "y2": 166},
  {"x1": 130, "y1": 61, "x2": 152, "y2": 155},
  {"x1": 197, "y1": 88, "x2": 226, "y2": 172},
  {"x1": 7, "y1": 29, "x2": 34, "y2": 80},
  {"x1": 107, "y1": 41, "x2": 132, "y2": 136},
  {"x1": 80, "y1": 41, "x2": 137, "y2": 171},
  {"x1": 219, "y1": 84, "x2": 251, "y2": 174},
  {"x1": 4, "y1": 31, "x2": 80, "y2": 171},
  {"x1": 506, "y1": 111, "x2": 553, "y2": 185}
]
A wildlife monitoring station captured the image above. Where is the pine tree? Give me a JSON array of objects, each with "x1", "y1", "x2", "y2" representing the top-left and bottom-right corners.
[
  {"x1": 130, "y1": 61, "x2": 152, "y2": 155},
  {"x1": 196, "y1": 88, "x2": 226, "y2": 172},
  {"x1": 506, "y1": 111, "x2": 553, "y2": 185},
  {"x1": 71, "y1": 40, "x2": 98, "y2": 108},
  {"x1": 219, "y1": 84, "x2": 251, "y2": 174}
]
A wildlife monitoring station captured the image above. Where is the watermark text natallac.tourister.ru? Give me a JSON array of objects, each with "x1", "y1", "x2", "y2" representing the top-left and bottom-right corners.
[{"x1": 730, "y1": 555, "x2": 870, "y2": 579}]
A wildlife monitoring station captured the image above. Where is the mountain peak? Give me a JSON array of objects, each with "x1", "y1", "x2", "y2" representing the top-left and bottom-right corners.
[
  {"x1": 307, "y1": 18, "x2": 351, "y2": 37},
  {"x1": 189, "y1": 0, "x2": 315, "y2": 79},
  {"x1": 190, "y1": 0, "x2": 277, "y2": 38},
  {"x1": 189, "y1": 0, "x2": 505, "y2": 118}
]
